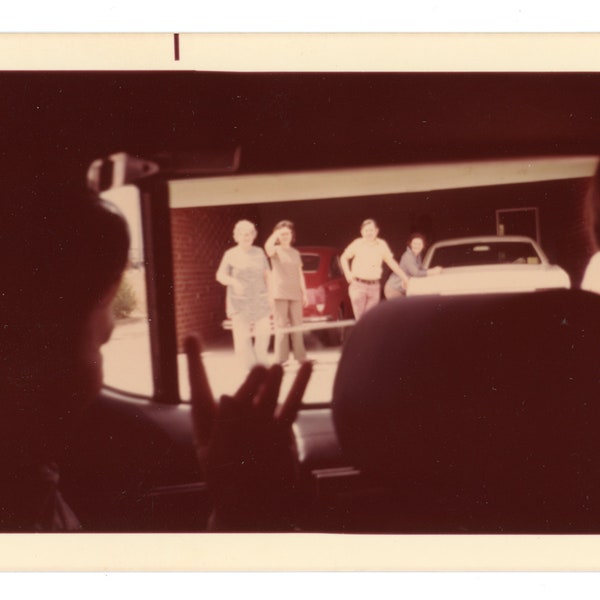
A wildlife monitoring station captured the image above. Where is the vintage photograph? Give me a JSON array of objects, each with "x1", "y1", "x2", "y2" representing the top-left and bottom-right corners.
[{"x1": 3, "y1": 33, "x2": 600, "y2": 571}]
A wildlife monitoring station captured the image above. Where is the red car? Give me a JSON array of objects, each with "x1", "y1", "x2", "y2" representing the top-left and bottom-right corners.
[{"x1": 298, "y1": 246, "x2": 354, "y2": 345}]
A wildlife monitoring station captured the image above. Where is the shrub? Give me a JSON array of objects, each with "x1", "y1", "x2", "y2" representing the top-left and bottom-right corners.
[{"x1": 112, "y1": 275, "x2": 138, "y2": 319}]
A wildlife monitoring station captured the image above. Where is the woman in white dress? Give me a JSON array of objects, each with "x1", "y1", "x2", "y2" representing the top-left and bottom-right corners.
[{"x1": 216, "y1": 220, "x2": 272, "y2": 370}]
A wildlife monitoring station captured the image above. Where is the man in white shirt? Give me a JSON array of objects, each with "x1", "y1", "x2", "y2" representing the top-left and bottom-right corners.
[{"x1": 340, "y1": 219, "x2": 409, "y2": 320}]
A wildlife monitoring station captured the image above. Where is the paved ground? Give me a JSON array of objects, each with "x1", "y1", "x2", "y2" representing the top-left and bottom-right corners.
[{"x1": 102, "y1": 316, "x2": 344, "y2": 405}]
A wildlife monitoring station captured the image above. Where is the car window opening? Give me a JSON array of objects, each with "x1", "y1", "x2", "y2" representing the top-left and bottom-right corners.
[{"x1": 100, "y1": 155, "x2": 596, "y2": 404}]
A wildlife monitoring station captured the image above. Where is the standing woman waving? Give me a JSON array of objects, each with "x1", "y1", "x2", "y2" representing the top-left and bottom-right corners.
[{"x1": 264, "y1": 220, "x2": 308, "y2": 365}]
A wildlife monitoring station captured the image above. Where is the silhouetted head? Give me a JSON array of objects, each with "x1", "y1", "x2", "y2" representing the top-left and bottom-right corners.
[
  {"x1": 0, "y1": 179, "x2": 130, "y2": 405},
  {"x1": 333, "y1": 290, "x2": 600, "y2": 532}
]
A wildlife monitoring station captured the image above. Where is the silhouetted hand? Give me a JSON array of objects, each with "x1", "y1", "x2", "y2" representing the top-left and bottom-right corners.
[{"x1": 185, "y1": 336, "x2": 313, "y2": 531}]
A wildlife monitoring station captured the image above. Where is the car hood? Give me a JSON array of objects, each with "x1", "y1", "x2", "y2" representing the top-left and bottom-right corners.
[{"x1": 407, "y1": 264, "x2": 571, "y2": 296}]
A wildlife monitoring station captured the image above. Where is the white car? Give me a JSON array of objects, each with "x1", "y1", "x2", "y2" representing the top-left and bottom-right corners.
[{"x1": 407, "y1": 235, "x2": 571, "y2": 296}]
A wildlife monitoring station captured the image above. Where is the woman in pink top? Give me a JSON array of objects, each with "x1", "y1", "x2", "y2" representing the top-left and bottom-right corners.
[
  {"x1": 341, "y1": 219, "x2": 409, "y2": 320},
  {"x1": 265, "y1": 220, "x2": 308, "y2": 365}
]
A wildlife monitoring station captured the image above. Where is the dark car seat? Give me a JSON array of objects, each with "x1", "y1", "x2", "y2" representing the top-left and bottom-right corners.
[{"x1": 332, "y1": 289, "x2": 600, "y2": 533}]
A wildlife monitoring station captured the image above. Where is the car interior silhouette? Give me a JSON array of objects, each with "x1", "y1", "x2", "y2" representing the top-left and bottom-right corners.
[{"x1": 10, "y1": 70, "x2": 600, "y2": 533}]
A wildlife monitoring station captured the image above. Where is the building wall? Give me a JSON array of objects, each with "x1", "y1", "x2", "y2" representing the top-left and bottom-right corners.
[
  {"x1": 170, "y1": 177, "x2": 592, "y2": 350},
  {"x1": 170, "y1": 205, "x2": 252, "y2": 350}
]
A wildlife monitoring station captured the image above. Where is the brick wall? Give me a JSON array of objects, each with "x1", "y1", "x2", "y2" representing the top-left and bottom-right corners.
[{"x1": 171, "y1": 205, "x2": 250, "y2": 351}]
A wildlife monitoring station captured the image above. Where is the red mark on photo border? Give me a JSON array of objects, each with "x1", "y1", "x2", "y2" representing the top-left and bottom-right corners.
[{"x1": 174, "y1": 34, "x2": 180, "y2": 61}]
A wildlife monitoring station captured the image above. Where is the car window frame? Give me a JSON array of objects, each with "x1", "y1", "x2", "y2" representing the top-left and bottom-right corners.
[{"x1": 135, "y1": 176, "x2": 180, "y2": 405}]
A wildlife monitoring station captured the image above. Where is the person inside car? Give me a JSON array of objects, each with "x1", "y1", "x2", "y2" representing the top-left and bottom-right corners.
[
  {"x1": 0, "y1": 181, "x2": 130, "y2": 531},
  {"x1": 264, "y1": 220, "x2": 308, "y2": 366},
  {"x1": 383, "y1": 232, "x2": 442, "y2": 299},
  {"x1": 340, "y1": 219, "x2": 409, "y2": 320},
  {"x1": 185, "y1": 336, "x2": 312, "y2": 531},
  {"x1": 0, "y1": 182, "x2": 314, "y2": 532}
]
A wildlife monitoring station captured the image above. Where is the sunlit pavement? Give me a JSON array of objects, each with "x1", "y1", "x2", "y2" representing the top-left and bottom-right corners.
[{"x1": 102, "y1": 316, "x2": 344, "y2": 404}]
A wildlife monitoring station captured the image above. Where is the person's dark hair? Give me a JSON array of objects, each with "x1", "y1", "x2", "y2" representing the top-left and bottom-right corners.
[
  {"x1": 0, "y1": 181, "x2": 130, "y2": 387},
  {"x1": 0, "y1": 179, "x2": 130, "y2": 529},
  {"x1": 273, "y1": 219, "x2": 296, "y2": 243},
  {"x1": 361, "y1": 218, "x2": 378, "y2": 231},
  {"x1": 407, "y1": 232, "x2": 426, "y2": 247}
]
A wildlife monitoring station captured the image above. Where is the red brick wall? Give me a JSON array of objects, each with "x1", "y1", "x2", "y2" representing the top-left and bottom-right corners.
[{"x1": 171, "y1": 206, "x2": 250, "y2": 350}]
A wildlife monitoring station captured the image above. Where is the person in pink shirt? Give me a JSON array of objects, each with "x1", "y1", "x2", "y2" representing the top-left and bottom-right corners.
[{"x1": 265, "y1": 220, "x2": 308, "y2": 365}]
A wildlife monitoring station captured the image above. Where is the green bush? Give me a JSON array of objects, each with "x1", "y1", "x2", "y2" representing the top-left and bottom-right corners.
[{"x1": 112, "y1": 276, "x2": 138, "y2": 319}]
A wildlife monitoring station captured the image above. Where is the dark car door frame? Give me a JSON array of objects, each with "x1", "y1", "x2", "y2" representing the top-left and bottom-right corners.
[{"x1": 137, "y1": 176, "x2": 180, "y2": 404}]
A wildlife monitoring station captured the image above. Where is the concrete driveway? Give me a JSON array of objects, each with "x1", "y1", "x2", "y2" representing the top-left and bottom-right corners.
[{"x1": 103, "y1": 316, "x2": 343, "y2": 405}]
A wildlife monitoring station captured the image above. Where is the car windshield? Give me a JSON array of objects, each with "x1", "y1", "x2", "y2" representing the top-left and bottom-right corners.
[{"x1": 429, "y1": 241, "x2": 542, "y2": 268}]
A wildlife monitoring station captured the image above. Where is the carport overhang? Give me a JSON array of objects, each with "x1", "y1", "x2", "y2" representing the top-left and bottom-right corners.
[{"x1": 169, "y1": 155, "x2": 599, "y2": 208}]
